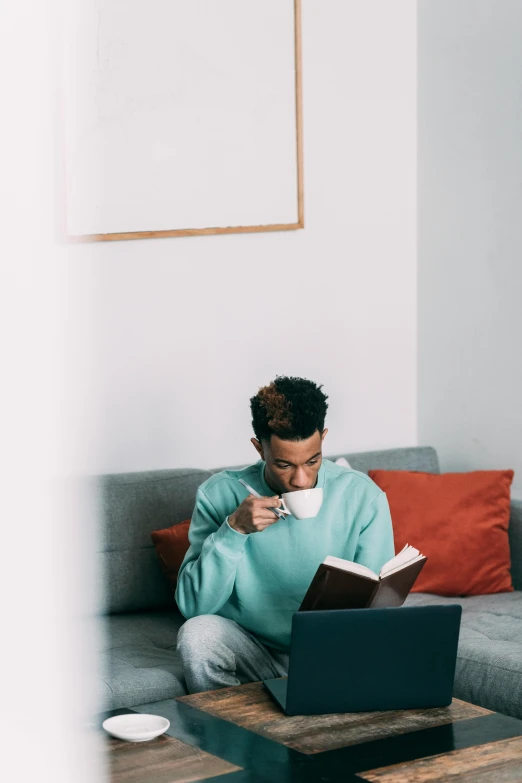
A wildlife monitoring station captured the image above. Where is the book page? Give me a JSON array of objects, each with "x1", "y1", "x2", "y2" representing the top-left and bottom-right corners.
[
  {"x1": 380, "y1": 553, "x2": 426, "y2": 579},
  {"x1": 379, "y1": 544, "x2": 421, "y2": 578},
  {"x1": 323, "y1": 556, "x2": 378, "y2": 581}
]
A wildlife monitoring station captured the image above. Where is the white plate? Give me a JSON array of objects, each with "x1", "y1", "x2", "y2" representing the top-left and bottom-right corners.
[{"x1": 102, "y1": 713, "x2": 170, "y2": 742}]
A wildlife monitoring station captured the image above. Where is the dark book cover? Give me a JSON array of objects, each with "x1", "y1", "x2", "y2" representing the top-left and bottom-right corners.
[
  {"x1": 368, "y1": 557, "x2": 427, "y2": 608},
  {"x1": 299, "y1": 557, "x2": 427, "y2": 612}
]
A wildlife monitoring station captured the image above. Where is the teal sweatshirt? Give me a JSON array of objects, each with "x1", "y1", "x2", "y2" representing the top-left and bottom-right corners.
[{"x1": 175, "y1": 459, "x2": 395, "y2": 650}]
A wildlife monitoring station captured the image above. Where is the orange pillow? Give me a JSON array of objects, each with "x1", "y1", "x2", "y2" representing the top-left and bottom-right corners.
[
  {"x1": 368, "y1": 469, "x2": 514, "y2": 596},
  {"x1": 151, "y1": 520, "x2": 191, "y2": 591}
]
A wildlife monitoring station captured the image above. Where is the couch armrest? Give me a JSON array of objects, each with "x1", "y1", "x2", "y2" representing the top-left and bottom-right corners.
[{"x1": 509, "y1": 499, "x2": 522, "y2": 590}]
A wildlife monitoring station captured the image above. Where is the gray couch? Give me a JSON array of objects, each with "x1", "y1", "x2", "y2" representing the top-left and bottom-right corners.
[{"x1": 96, "y1": 446, "x2": 522, "y2": 718}]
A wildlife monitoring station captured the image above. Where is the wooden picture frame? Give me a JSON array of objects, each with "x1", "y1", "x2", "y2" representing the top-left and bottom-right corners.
[{"x1": 64, "y1": 0, "x2": 303, "y2": 243}]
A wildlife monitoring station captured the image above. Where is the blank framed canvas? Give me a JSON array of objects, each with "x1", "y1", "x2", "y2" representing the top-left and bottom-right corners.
[{"x1": 63, "y1": 0, "x2": 303, "y2": 241}]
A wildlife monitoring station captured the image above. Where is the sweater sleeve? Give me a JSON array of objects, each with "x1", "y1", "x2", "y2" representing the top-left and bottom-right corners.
[
  {"x1": 353, "y1": 491, "x2": 395, "y2": 574},
  {"x1": 175, "y1": 485, "x2": 249, "y2": 618}
]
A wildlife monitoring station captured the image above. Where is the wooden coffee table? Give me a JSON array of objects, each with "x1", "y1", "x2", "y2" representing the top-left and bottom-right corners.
[{"x1": 104, "y1": 680, "x2": 522, "y2": 782}]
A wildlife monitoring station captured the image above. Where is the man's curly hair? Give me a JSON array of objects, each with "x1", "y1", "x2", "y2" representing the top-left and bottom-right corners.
[{"x1": 250, "y1": 376, "x2": 329, "y2": 443}]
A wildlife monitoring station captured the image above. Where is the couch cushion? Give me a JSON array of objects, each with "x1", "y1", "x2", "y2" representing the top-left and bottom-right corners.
[
  {"x1": 404, "y1": 591, "x2": 522, "y2": 719},
  {"x1": 369, "y1": 469, "x2": 514, "y2": 596},
  {"x1": 329, "y1": 446, "x2": 441, "y2": 475},
  {"x1": 97, "y1": 609, "x2": 187, "y2": 711},
  {"x1": 96, "y1": 468, "x2": 213, "y2": 613},
  {"x1": 151, "y1": 520, "x2": 191, "y2": 592},
  {"x1": 98, "y1": 593, "x2": 522, "y2": 718}
]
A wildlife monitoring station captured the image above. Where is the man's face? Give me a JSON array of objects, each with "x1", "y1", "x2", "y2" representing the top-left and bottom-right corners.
[{"x1": 251, "y1": 429, "x2": 328, "y2": 495}]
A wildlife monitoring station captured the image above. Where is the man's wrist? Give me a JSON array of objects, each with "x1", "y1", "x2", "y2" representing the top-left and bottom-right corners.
[{"x1": 227, "y1": 512, "x2": 247, "y2": 535}]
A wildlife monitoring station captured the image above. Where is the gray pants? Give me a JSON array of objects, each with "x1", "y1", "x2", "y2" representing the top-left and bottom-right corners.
[{"x1": 177, "y1": 615, "x2": 289, "y2": 694}]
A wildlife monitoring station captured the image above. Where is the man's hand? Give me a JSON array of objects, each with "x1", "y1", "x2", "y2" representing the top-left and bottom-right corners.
[{"x1": 228, "y1": 494, "x2": 283, "y2": 535}]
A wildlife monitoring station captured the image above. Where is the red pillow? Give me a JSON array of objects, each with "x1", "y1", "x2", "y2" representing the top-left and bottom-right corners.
[
  {"x1": 151, "y1": 520, "x2": 191, "y2": 591},
  {"x1": 368, "y1": 469, "x2": 514, "y2": 596}
]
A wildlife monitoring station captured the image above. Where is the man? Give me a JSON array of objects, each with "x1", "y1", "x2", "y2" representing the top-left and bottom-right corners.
[{"x1": 176, "y1": 375, "x2": 395, "y2": 693}]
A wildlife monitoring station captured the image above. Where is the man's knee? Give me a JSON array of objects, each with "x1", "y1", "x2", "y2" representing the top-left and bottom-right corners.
[
  {"x1": 177, "y1": 614, "x2": 234, "y2": 657},
  {"x1": 177, "y1": 615, "x2": 246, "y2": 693}
]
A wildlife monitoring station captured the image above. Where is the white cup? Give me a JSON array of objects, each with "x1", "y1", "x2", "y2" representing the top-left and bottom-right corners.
[{"x1": 281, "y1": 487, "x2": 323, "y2": 519}]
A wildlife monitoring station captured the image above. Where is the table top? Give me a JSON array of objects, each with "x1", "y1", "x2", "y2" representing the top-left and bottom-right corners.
[{"x1": 104, "y1": 681, "x2": 522, "y2": 783}]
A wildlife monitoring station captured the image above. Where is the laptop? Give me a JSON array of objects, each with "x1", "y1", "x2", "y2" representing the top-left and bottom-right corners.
[{"x1": 263, "y1": 605, "x2": 462, "y2": 715}]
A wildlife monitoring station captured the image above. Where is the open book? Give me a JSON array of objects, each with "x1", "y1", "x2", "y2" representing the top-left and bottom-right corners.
[{"x1": 299, "y1": 545, "x2": 427, "y2": 611}]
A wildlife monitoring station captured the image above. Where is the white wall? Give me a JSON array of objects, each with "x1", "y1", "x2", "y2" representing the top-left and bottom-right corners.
[
  {"x1": 418, "y1": 0, "x2": 522, "y2": 498},
  {"x1": 68, "y1": 0, "x2": 417, "y2": 475}
]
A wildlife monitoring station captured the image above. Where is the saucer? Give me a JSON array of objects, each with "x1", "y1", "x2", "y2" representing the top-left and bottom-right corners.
[{"x1": 102, "y1": 713, "x2": 170, "y2": 742}]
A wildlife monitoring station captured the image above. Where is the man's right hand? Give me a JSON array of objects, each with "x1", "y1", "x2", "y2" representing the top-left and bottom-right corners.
[{"x1": 228, "y1": 494, "x2": 283, "y2": 535}]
